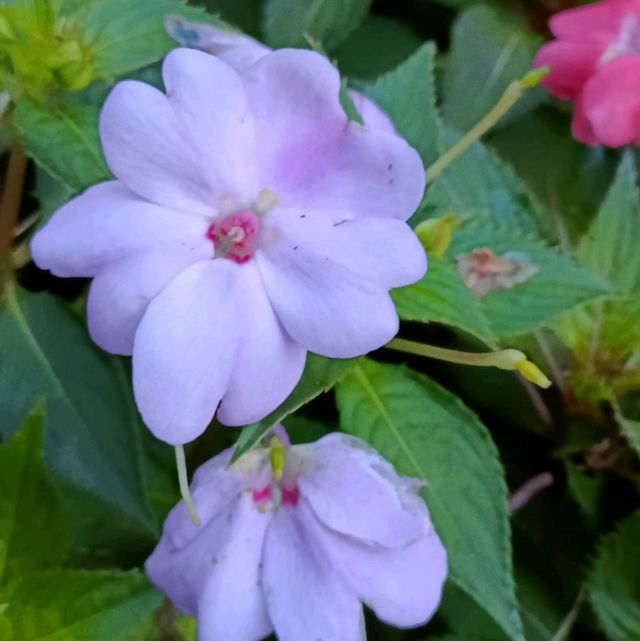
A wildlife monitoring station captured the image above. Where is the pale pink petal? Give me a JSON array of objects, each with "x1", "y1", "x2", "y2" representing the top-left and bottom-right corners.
[
  {"x1": 146, "y1": 495, "x2": 240, "y2": 616},
  {"x1": 347, "y1": 90, "x2": 395, "y2": 133},
  {"x1": 245, "y1": 49, "x2": 425, "y2": 220},
  {"x1": 132, "y1": 260, "x2": 240, "y2": 444},
  {"x1": 217, "y1": 262, "x2": 306, "y2": 426},
  {"x1": 272, "y1": 208, "x2": 426, "y2": 289},
  {"x1": 197, "y1": 496, "x2": 273, "y2": 641},
  {"x1": 256, "y1": 239, "x2": 399, "y2": 359},
  {"x1": 581, "y1": 56, "x2": 640, "y2": 147},
  {"x1": 297, "y1": 433, "x2": 430, "y2": 548},
  {"x1": 535, "y1": 41, "x2": 605, "y2": 100},
  {"x1": 87, "y1": 249, "x2": 211, "y2": 356},
  {"x1": 30, "y1": 182, "x2": 208, "y2": 278},
  {"x1": 324, "y1": 528, "x2": 447, "y2": 628},
  {"x1": 262, "y1": 499, "x2": 365, "y2": 641},
  {"x1": 100, "y1": 49, "x2": 255, "y2": 214},
  {"x1": 549, "y1": 0, "x2": 636, "y2": 42}
]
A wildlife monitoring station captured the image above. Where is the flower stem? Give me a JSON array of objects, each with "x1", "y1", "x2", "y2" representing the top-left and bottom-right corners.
[
  {"x1": 175, "y1": 445, "x2": 201, "y2": 526},
  {"x1": 386, "y1": 338, "x2": 552, "y2": 388},
  {"x1": 0, "y1": 144, "x2": 28, "y2": 302},
  {"x1": 425, "y1": 68, "x2": 549, "y2": 183}
]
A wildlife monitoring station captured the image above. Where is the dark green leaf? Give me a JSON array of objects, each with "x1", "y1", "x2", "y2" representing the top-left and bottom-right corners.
[
  {"x1": 361, "y1": 42, "x2": 440, "y2": 167},
  {"x1": 336, "y1": 359, "x2": 524, "y2": 641},
  {"x1": 231, "y1": 354, "x2": 356, "y2": 462},
  {"x1": 588, "y1": 511, "x2": 640, "y2": 641},
  {"x1": 262, "y1": 0, "x2": 372, "y2": 49},
  {"x1": 3, "y1": 570, "x2": 162, "y2": 641},
  {"x1": 0, "y1": 286, "x2": 155, "y2": 536},
  {"x1": 0, "y1": 406, "x2": 67, "y2": 586}
]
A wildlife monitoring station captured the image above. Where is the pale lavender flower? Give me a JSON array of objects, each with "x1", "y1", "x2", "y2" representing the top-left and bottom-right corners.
[
  {"x1": 31, "y1": 48, "x2": 426, "y2": 444},
  {"x1": 146, "y1": 430, "x2": 447, "y2": 641}
]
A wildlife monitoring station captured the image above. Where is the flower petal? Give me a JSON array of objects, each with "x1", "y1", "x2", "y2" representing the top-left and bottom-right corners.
[
  {"x1": 297, "y1": 433, "x2": 430, "y2": 548},
  {"x1": 87, "y1": 249, "x2": 210, "y2": 356},
  {"x1": 133, "y1": 260, "x2": 240, "y2": 444},
  {"x1": 549, "y1": 0, "x2": 635, "y2": 42},
  {"x1": 348, "y1": 90, "x2": 395, "y2": 133},
  {"x1": 245, "y1": 49, "x2": 425, "y2": 220},
  {"x1": 323, "y1": 528, "x2": 447, "y2": 628},
  {"x1": 31, "y1": 182, "x2": 209, "y2": 278},
  {"x1": 256, "y1": 237, "x2": 399, "y2": 358},
  {"x1": 535, "y1": 41, "x2": 604, "y2": 101},
  {"x1": 100, "y1": 49, "x2": 255, "y2": 213},
  {"x1": 197, "y1": 496, "x2": 273, "y2": 641},
  {"x1": 581, "y1": 56, "x2": 640, "y2": 147},
  {"x1": 272, "y1": 208, "x2": 426, "y2": 289},
  {"x1": 217, "y1": 262, "x2": 306, "y2": 426},
  {"x1": 262, "y1": 498, "x2": 365, "y2": 641}
]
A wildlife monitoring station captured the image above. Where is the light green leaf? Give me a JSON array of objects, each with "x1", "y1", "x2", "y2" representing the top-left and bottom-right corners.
[
  {"x1": 423, "y1": 128, "x2": 544, "y2": 238},
  {"x1": 576, "y1": 151, "x2": 640, "y2": 293},
  {"x1": 262, "y1": 0, "x2": 372, "y2": 49},
  {"x1": 392, "y1": 257, "x2": 497, "y2": 346},
  {"x1": 336, "y1": 359, "x2": 524, "y2": 641},
  {"x1": 231, "y1": 354, "x2": 356, "y2": 462},
  {"x1": 451, "y1": 229, "x2": 610, "y2": 337},
  {"x1": 2, "y1": 570, "x2": 162, "y2": 641},
  {"x1": 13, "y1": 97, "x2": 109, "y2": 194},
  {"x1": 83, "y1": 0, "x2": 226, "y2": 79},
  {"x1": 442, "y1": 5, "x2": 544, "y2": 132},
  {"x1": 0, "y1": 285, "x2": 155, "y2": 536},
  {"x1": 0, "y1": 406, "x2": 67, "y2": 586},
  {"x1": 588, "y1": 511, "x2": 640, "y2": 641},
  {"x1": 362, "y1": 42, "x2": 441, "y2": 166}
]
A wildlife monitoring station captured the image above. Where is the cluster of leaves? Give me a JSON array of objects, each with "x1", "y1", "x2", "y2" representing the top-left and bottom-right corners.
[{"x1": 0, "y1": 0, "x2": 638, "y2": 640}]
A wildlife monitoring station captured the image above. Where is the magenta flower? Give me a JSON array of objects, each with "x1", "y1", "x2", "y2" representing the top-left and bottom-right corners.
[
  {"x1": 535, "y1": 0, "x2": 640, "y2": 147},
  {"x1": 31, "y1": 48, "x2": 426, "y2": 444},
  {"x1": 146, "y1": 430, "x2": 447, "y2": 641}
]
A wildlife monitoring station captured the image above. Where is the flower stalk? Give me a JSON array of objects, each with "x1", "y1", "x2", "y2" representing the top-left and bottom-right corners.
[
  {"x1": 174, "y1": 445, "x2": 201, "y2": 526},
  {"x1": 386, "y1": 338, "x2": 552, "y2": 389}
]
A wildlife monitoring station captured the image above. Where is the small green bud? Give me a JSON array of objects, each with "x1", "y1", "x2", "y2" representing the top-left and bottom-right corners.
[{"x1": 415, "y1": 212, "x2": 462, "y2": 258}]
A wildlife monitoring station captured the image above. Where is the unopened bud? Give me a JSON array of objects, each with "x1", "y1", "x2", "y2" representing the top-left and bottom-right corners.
[{"x1": 415, "y1": 212, "x2": 462, "y2": 258}]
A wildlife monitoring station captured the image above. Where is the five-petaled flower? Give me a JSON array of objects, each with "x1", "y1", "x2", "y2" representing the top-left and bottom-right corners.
[
  {"x1": 535, "y1": 0, "x2": 640, "y2": 147},
  {"x1": 146, "y1": 429, "x2": 447, "y2": 641},
  {"x1": 31, "y1": 47, "x2": 427, "y2": 444}
]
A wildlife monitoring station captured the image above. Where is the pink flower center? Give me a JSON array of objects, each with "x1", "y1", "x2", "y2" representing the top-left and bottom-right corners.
[
  {"x1": 251, "y1": 483, "x2": 299, "y2": 508},
  {"x1": 206, "y1": 210, "x2": 260, "y2": 264}
]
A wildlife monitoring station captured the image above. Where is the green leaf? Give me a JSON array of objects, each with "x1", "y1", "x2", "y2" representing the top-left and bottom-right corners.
[
  {"x1": 392, "y1": 257, "x2": 497, "y2": 346},
  {"x1": 262, "y1": 0, "x2": 372, "y2": 49},
  {"x1": 83, "y1": 0, "x2": 226, "y2": 79},
  {"x1": 231, "y1": 354, "x2": 356, "y2": 462},
  {"x1": 361, "y1": 42, "x2": 441, "y2": 167},
  {"x1": 2, "y1": 570, "x2": 162, "y2": 641},
  {"x1": 616, "y1": 413, "x2": 640, "y2": 458},
  {"x1": 336, "y1": 359, "x2": 524, "y2": 641},
  {"x1": 588, "y1": 511, "x2": 640, "y2": 641},
  {"x1": 13, "y1": 96, "x2": 109, "y2": 194},
  {"x1": 423, "y1": 128, "x2": 544, "y2": 238},
  {"x1": 0, "y1": 286, "x2": 155, "y2": 536},
  {"x1": 451, "y1": 229, "x2": 610, "y2": 337},
  {"x1": 576, "y1": 151, "x2": 640, "y2": 293},
  {"x1": 442, "y1": 5, "x2": 544, "y2": 132},
  {"x1": 0, "y1": 406, "x2": 67, "y2": 586}
]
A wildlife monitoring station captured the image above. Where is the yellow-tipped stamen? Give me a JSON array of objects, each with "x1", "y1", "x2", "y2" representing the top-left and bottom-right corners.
[
  {"x1": 386, "y1": 338, "x2": 552, "y2": 389},
  {"x1": 425, "y1": 67, "x2": 550, "y2": 183},
  {"x1": 175, "y1": 445, "x2": 201, "y2": 526},
  {"x1": 270, "y1": 435, "x2": 286, "y2": 483}
]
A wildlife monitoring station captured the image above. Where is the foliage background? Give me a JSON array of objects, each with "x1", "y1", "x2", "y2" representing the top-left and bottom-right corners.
[{"x1": 0, "y1": 0, "x2": 638, "y2": 640}]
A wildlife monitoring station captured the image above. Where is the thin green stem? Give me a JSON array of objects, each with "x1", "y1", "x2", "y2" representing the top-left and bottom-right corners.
[{"x1": 175, "y1": 445, "x2": 201, "y2": 526}]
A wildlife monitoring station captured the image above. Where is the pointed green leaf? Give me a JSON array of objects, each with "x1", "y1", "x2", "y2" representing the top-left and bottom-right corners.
[
  {"x1": 336, "y1": 359, "x2": 524, "y2": 641},
  {"x1": 0, "y1": 286, "x2": 155, "y2": 536},
  {"x1": 263, "y1": 0, "x2": 372, "y2": 49},
  {"x1": 392, "y1": 257, "x2": 497, "y2": 346},
  {"x1": 588, "y1": 511, "x2": 640, "y2": 641},
  {"x1": 362, "y1": 42, "x2": 441, "y2": 166},
  {"x1": 231, "y1": 354, "x2": 356, "y2": 462},
  {"x1": 3, "y1": 570, "x2": 162, "y2": 641},
  {"x1": 0, "y1": 406, "x2": 67, "y2": 586}
]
